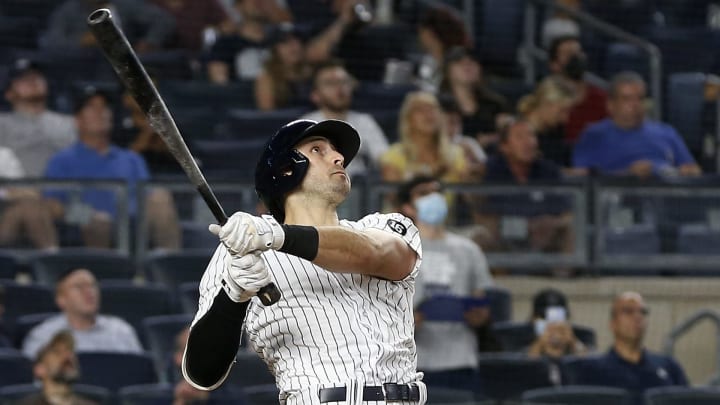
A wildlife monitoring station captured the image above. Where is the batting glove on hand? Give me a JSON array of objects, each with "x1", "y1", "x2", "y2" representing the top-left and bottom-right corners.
[
  {"x1": 209, "y1": 212, "x2": 285, "y2": 256},
  {"x1": 222, "y1": 252, "x2": 271, "y2": 303}
]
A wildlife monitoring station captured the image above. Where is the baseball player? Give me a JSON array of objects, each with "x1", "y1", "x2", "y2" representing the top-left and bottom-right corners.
[{"x1": 181, "y1": 119, "x2": 426, "y2": 405}]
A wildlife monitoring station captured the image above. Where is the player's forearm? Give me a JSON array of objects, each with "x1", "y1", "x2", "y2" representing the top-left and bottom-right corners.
[{"x1": 183, "y1": 290, "x2": 247, "y2": 390}]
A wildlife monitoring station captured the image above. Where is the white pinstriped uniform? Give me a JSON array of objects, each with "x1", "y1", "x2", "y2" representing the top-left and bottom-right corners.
[{"x1": 192, "y1": 212, "x2": 424, "y2": 405}]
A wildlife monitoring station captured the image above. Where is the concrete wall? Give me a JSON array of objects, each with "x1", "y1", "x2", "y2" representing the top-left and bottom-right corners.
[{"x1": 497, "y1": 276, "x2": 720, "y2": 385}]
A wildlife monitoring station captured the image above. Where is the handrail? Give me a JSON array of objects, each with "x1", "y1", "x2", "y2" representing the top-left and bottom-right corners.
[
  {"x1": 523, "y1": 0, "x2": 663, "y2": 119},
  {"x1": 662, "y1": 309, "x2": 720, "y2": 385}
]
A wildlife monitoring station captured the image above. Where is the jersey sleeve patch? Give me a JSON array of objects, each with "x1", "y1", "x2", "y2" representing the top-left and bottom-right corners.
[{"x1": 386, "y1": 219, "x2": 407, "y2": 236}]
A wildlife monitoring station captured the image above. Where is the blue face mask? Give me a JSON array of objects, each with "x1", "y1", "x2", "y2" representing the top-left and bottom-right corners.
[{"x1": 415, "y1": 192, "x2": 448, "y2": 226}]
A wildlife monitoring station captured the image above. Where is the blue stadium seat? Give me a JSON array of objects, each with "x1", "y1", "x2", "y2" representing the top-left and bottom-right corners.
[
  {"x1": 0, "y1": 383, "x2": 111, "y2": 404},
  {"x1": 160, "y1": 80, "x2": 255, "y2": 111},
  {"x1": 77, "y1": 352, "x2": 158, "y2": 392},
  {"x1": 242, "y1": 384, "x2": 280, "y2": 405},
  {"x1": 138, "y1": 50, "x2": 193, "y2": 80},
  {"x1": 0, "y1": 349, "x2": 33, "y2": 387},
  {"x1": 522, "y1": 385, "x2": 631, "y2": 405},
  {"x1": 225, "y1": 351, "x2": 276, "y2": 389},
  {"x1": 142, "y1": 314, "x2": 193, "y2": 383},
  {"x1": 603, "y1": 43, "x2": 649, "y2": 85},
  {"x1": 485, "y1": 286, "x2": 512, "y2": 323},
  {"x1": 478, "y1": 0, "x2": 524, "y2": 75},
  {"x1": 603, "y1": 224, "x2": 661, "y2": 255},
  {"x1": 492, "y1": 322, "x2": 596, "y2": 352},
  {"x1": 476, "y1": 353, "x2": 554, "y2": 401},
  {"x1": 0, "y1": 17, "x2": 39, "y2": 48},
  {"x1": 0, "y1": 251, "x2": 20, "y2": 280},
  {"x1": 426, "y1": 387, "x2": 475, "y2": 404},
  {"x1": 0, "y1": 0, "x2": 61, "y2": 29},
  {"x1": 193, "y1": 139, "x2": 268, "y2": 181},
  {"x1": 12, "y1": 312, "x2": 58, "y2": 349},
  {"x1": 30, "y1": 250, "x2": 136, "y2": 286},
  {"x1": 98, "y1": 281, "x2": 177, "y2": 344},
  {"x1": 646, "y1": 27, "x2": 716, "y2": 75},
  {"x1": 180, "y1": 222, "x2": 220, "y2": 251},
  {"x1": 677, "y1": 224, "x2": 720, "y2": 255},
  {"x1": 667, "y1": 72, "x2": 706, "y2": 157},
  {"x1": 220, "y1": 108, "x2": 307, "y2": 140},
  {"x1": 178, "y1": 282, "x2": 199, "y2": 315},
  {"x1": 559, "y1": 355, "x2": 604, "y2": 386},
  {"x1": 144, "y1": 251, "x2": 211, "y2": 292},
  {"x1": 645, "y1": 386, "x2": 720, "y2": 405},
  {"x1": 0, "y1": 281, "x2": 57, "y2": 341},
  {"x1": 369, "y1": 109, "x2": 399, "y2": 144},
  {"x1": 352, "y1": 82, "x2": 417, "y2": 112}
]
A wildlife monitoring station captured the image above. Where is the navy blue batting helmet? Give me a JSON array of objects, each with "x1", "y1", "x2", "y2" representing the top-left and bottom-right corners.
[{"x1": 255, "y1": 119, "x2": 361, "y2": 223}]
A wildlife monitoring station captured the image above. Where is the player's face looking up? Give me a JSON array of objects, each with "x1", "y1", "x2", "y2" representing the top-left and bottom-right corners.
[{"x1": 294, "y1": 136, "x2": 351, "y2": 203}]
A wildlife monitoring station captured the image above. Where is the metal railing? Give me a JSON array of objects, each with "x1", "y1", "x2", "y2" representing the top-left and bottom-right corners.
[
  {"x1": 522, "y1": 0, "x2": 663, "y2": 119},
  {"x1": 662, "y1": 309, "x2": 720, "y2": 386}
]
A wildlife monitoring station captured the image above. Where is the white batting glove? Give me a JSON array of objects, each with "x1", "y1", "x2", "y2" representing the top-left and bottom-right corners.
[
  {"x1": 209, "y1": 212, "x2": 285, "y2": 256},
  {"x1": 222, "y1": 252, "x2": 272, "y2": 303}
]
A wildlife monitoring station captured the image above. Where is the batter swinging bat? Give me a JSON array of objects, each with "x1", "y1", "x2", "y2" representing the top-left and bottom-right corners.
[{"x1": 87, "y1": 8, "x2": 281, "y2": 306}]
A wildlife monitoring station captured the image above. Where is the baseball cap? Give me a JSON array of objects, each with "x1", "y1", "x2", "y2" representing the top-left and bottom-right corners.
[
  {"x1": 73, "y1": 85, "x2": 111, "y2": 113},
  {"x1": 5, "y1": 58, "x2": 44, "y2": 89}
]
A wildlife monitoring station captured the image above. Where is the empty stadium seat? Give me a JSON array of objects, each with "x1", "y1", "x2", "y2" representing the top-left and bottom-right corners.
[
  {"x1": 178, "y1": 282, "x2": 199, "y2": 315},
  {"x1": 352, "y1": 82, "x2": 417, "y2": 112},
  {"x1": 476, "y1": 353, "x2": 554, "y2": 401},
  {"x1": 142, "y1": 314, "x2": 193, "y2": 383},
  {"x1": 193, "y1": 139, "x2": 268, "y2": 181},
  {"x1": 603, "y1": 43, "x2": 649, "y2": 85},
  {"x1": 0, "y1": 251, "x2": 20, "y2": 280},
  {"x1": 0, "y1": 349, "x2": 33, "y2": 387},
  {"x1": 492, "y1": 322, "x2": 597, "y2": 352},
  {"x1": 667, "y1": 72, "x2": 707, "y2": 158},
  {"x1": 485, "y1": 286, "x2": 512, "y2": 323},
  {"x1": 0, "y1": 281, "x2": 57, "y2": 340},
  {"x1": 522, "y1": 385, "x2": 631, "y2": 405},
  {"x1": 99, "y1": 281, "x2": 178, "y2": 343},
  {"x1": 603, "y1": 224, "x2": 661, "y2": 255},
  {"x1": 220, "y1": 108, "x2": 307, "y2": 139},
  {"x1": 144, "y1": 251, "x2": 211, "y2": 292},
  {"x1": 160, "y1": 80, "x2": 255, "y2": 111},
  {"x1": 677, "y1": 224, "x2": 720, "y2": 255},
  {"x1": 478, "y1": 0, "x2": 524, "y2": 75},
  {"x1": 645, "y1": 386, "x2": 720, "y2": 405},
  {"x1": 0, "y1": 383, "x2": 111, "y2": 404},
  {"x1": 12, "y1": 312, "x2": 58, "y2": 349},
  {"x1": 559, "y1": 355, "x2": 604, "y2": 386},
  {"x1": 225, "y1": 351, "x2": 276, "y2": 389},
  {"x1": 77, "y1": 352, "x2": 158, "y2": 392},
  {"x1": 30, "y1": 250, "x2": 136, "y2": 286},
  {"x1": 180, "y1": 222, "x2": 220, "y2": 251}
]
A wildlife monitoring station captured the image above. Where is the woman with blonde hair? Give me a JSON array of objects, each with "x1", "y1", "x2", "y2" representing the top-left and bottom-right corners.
[
  {"x1": 517, "y1": 76, "x2": 577, "y2": 165},
  {"x1": 380, "y1": 91, "x2": 469, "y2": 183}
]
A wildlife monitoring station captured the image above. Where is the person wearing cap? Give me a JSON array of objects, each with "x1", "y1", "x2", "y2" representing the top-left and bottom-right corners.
[
  {"x1": 43, "y1": 87, "x2": 180, "y2": 249},
  {"x1": 527, "y1": 288, "x2": 586, "y2": 360},
  {"x1": 22, "y1": 268, "x2": 142, "y2": 360},
  {"x1": 438, "y1": 47, "x2": 511, "y2": 153},
  {"x1": 254, "y1": 23, "x2": 312, "y2": 110},
  {"x1": 17, "y1": 331, "x2": 97, "y2": 405},
  {"x1": 0, "y1": 59, "x2": 76, "y2": 178},
  {"x1": 42, "y1": 0, "x2": 175, "y2": 52},
  {"x1": 301, "y1": 59, "x2": 388, "y2": 178},
  {"x1": 182, "y1": 119, "x2": 426, "y2": 403}
]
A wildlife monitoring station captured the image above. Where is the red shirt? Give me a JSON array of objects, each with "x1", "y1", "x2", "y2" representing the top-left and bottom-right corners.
[{"x1": 565, "y1": 84, "x2": 608, "y2": 143}]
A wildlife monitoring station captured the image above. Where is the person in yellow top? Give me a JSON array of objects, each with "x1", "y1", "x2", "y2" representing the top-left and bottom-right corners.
[{"x1": 380, "y1": 91, "x2": 469, "y2": 183}]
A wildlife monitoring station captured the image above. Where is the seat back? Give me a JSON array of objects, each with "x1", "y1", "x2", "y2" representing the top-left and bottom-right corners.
[
  {"x1": 522, "y1": 385, "x2": 631, "y2": 405},
  {"x1": 31, "y1": 250, "x2": 135, "y2": 286},
  {"x1": 0, "y1": 349, "x2": 33, "y2": 387},
  {"x1": 77, "y1": 352, "x2": 158, "y2": 392},
  {"x1": 142, "y1": 314, "x2": 193, "y2": 383},
  {"x1": 645, "y1": 386, "x2": 720, "y2": 405},
  {"x1": 476, "y1": 354, "x2": 553, "y2": 401},
  {"x1": 485, "y1": 286, "x2": 512, "y2": 323}
]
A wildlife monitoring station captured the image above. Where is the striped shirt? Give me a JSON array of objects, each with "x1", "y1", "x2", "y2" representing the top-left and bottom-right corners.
[{"x1": 193, "y1": 212, "x2": 423, "y2": 404}]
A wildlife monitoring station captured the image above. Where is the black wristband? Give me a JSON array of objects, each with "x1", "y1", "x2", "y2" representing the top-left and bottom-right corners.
[{"x1": 279, "y1": 225, "x2": 319, "y2": 261}]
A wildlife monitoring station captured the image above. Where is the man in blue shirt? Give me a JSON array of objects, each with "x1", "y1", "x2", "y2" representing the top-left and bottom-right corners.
[
  {"x1": 573, "y1": 292, "x2": 688, "y2": 405},
  {"x1": 45, "y1": 87, "x2": 180, "y2": 249},
  {"x1": 573, "y1": 71, "x2": 701, "y2": 178}
]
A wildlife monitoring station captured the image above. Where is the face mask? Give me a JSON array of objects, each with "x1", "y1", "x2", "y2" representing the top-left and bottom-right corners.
[
  {"x1": 564, "y1": 54, "x2": 587, "y2": 81},
  {"x1": 415, "y1": 192, "x2": 448, "y2": 226}
]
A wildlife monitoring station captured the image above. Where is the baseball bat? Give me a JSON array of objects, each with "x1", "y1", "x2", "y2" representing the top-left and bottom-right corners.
[{"x1": 87, "y1": 8, "x2": 281, "y2": 306}]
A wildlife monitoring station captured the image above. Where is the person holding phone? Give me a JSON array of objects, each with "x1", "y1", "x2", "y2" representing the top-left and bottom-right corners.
[{"x1": 527, "y1": 288, "x2": 587, "y2": 359}]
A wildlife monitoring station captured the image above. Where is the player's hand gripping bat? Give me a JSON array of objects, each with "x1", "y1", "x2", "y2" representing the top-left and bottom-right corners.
[{"x1": 87, "y1": 8, "x2": 281, "y2": 306}]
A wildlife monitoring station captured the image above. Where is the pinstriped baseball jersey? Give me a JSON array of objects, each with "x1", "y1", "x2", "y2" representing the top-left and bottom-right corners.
[{"x1": 192, "y1": 212, "x2": 423, "y2": 404}]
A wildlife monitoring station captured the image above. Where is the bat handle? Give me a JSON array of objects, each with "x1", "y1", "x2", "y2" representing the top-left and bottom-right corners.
[{"x1": 198, "y1": 184, "x2": 281, "y2": 306}]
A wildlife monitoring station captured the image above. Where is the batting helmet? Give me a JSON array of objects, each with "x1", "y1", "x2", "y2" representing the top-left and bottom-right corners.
[{"x1": 255, "y1": 119, "x2": 361, "y2": 223}]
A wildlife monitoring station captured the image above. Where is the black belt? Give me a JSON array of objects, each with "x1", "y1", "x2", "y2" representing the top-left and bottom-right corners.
[{"x1": 319, "y1": 383, "x2": 420, "y2": 403}]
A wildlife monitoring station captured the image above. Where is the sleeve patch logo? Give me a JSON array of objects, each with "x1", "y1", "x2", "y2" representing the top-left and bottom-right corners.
[{"x1": 387, "y1": 219, "x2": 407, "y2": 235}]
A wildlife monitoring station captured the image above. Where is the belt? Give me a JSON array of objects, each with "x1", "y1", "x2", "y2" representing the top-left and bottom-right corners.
[{"x1": 319, "y1": 383, "x2": 420, "y2": 403}]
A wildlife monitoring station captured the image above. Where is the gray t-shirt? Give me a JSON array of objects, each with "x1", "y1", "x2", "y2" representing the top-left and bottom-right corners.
[
  {"x1": 0, "y1": 111, "x2": 76, "y2": 177},
  {"x1": 22, "y1": 314, "x2": 143, "y2": 359},
  {"x1": 414, "y1": 232, "x2": 493, "y2": 371}
]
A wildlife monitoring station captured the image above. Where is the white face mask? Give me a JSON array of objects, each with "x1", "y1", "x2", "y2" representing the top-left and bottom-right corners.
[{"x1": 415, "y1": 192, "x2": 448, "y2": 226}]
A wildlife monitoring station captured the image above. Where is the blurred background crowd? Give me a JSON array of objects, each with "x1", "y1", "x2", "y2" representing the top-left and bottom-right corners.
[{"x1": 2, "y1": 0, "x2": 720, "y2": 404}]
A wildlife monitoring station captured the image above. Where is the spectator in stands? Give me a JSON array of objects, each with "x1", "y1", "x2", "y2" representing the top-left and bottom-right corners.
[
  {"x1": 0, "y1": 285, "x2": 10, "y2": 348},
  {"x1": 255, "y1": 24, "x2": 312, "y2": 110},
  {"x1": 17, "y1": 331, "x2": 97, "y2": 405},
  {"x1": 121, "y1": 92, "x2": 179, "y2": 176},
  {"x1": 42, "y1": 0, "x2": 175, "y2": 52},
  {"x1": 0, "y1": 59, "x2": 75, "y2": 178},
  {"x1": 573, "y1": 72, "x2": 702, "y2": 179},
  {"x1": 478, "y1": 119, "x2": 574, "y2": 265},
  {"x1": 547, "y1": 36, "x2": 608, "y2": 144},
  {"x1": 150, "y1": 0, "x2": 230, "y2": 53},
  {"x1": 44, "y1": 87, "x2": 181, "y2": 250},
  {"x1": 397, "y1": 175, "x2": 497, "y2": 391},
  {"x1": 0, "y1": 146, "x2": 59, "y2": 251},
  {"x1": 301, "y1": 59, "x2": 388, "y2": 178},
  {"x1": 576, "y1": 291, "x2": 687, "y2": 405},
  {"x1": 439, "y1": 96, "x2": 487, "y2": 181},
  {"x1": 416, "y1": 5, "x2": 473, "y2": 92},
  {"x1": 22, "y1": 268, "x2": 143, "y2": 359},
  {"x1": 518, "y1": 75, "x2": 577, "y2": 167},
  {"x1": 527, "y1": 288, "x2": 586, "y2": 359},
  {"x1": 541, "y1": 0, "x2": 581, "y2": 48},
  {"x1": 380, "y1": 91, "x2": 469, "y2": 182},
  {"x1": 172, "y1": 326, "x2": 209, "y2": 405},
  {"x1": 207, "y1": 0, "x2": 298, "y2": 82},
  {"x1": 438, "y1": 47, "x2": 511, "y2": 151}
]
